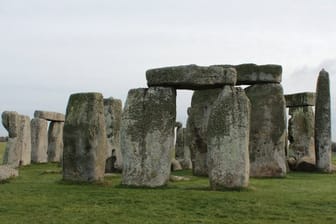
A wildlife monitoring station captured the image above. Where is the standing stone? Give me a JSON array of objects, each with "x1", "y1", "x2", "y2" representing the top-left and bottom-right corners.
[
  {"x1": 47, "y1": 121, "x2": 64, "y2": 162},
  {"x1": 175, "y1": 122, "x2": 185, "y2": 167},
  {"x1": 182, "y1": 127, "x2": 192, "y2": 169},
  {"x1": 121, "y1": 87, "x2": 176, "y2": 187},
  {"x1": 287, "y1": 106, "x2": 315, "y2": 170},
  {"x1": 63, "y1": 92, "x2": 107, "y2": 182},
  {"x1": 245, "y1": 84, "x2": 287, "y2": 177},
  {"x1": 315, "y1": 69, "x2": 332, "y2": 172},
  {"x1": 2, "y1": 111, "x2": 21, "y2": 167},
  {"x1": 31, "y1": 118, "x2": 48, "y2": 163},
  {"x1": 189, "y1": 89, "x2": 222, "y2": 176},
  {"x1": 18, "y1": 115, "x2": 31, "y2": 166},
  {"x1": 103, "y1": 97, "x2": 122, "y2": 172},
  {"x1": 207, "y1": 86, "x2": 250, "y2": 189}
]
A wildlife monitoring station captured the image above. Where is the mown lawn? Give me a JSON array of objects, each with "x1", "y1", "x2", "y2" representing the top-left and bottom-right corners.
[{"x1": 0, "y1": 143, "x2": 336, "y2": 223}]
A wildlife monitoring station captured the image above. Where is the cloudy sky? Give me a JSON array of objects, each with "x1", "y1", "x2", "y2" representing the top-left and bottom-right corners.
[{"x1": 0, "y1": 0, "x2": 335, "y2": 140}]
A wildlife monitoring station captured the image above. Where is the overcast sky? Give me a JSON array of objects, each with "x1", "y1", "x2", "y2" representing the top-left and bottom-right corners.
[{"x1": 0, "y1": 0, "x2": 335, "y2": 140}]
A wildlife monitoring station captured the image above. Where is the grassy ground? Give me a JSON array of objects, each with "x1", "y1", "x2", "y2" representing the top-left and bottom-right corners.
[{"x1": 1, "y1": 142, "x2": 336, "y2": 223}]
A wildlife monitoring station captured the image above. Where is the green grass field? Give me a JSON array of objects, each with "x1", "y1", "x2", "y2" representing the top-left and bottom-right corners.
[{"x1": 1, "y1": 143, "x2": 336, "y2": 223}]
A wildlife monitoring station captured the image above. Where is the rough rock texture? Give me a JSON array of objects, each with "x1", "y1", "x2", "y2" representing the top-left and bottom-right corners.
[
  {"x1": 63, "y1": 92, "x2": 107, "y2": 182},
  {"x1": 189, "y1": 88, "x2": 222, "y2": 176},
  {"x1": 315, "y1": 69, "x2": 332, "y2": 172},
  {"x1": 0, "y1": 165, "x2": 19, "y2": 182},
  {"x1": 2, "y1": 111, "x2": 21, "y2": 166},
  {"x1": 2, "y1": 112, "x2": 31, "y2": 166},
  {"x1": 121, "y1": 87, "x2": 176, "y2": 187},
  {"x1": 287, "y1": 106, "x2": 315, "y2": 170},
  {"x1": 171, "y1": 158, "x2": 182, "y2": 171},
  {"x1": 182, "y1": 127, "x2": 192, "y2": 169},
  {"x1": 31, "y1": 118, "x2": 48, "y2": 163},
  {"x1": 104, "y1": 97, "x2": 122, "y2": 172},
  {"x1": 217, "y1": 64, "x2": 282, "y2": 85},
  {"x1": 245, "y1": 83, "x2": 287, "y2": 177},
  {"x1": 285, "y1": 92, "x2": 316, "y2": 107},
  {"x1": 18, "y1": 115, "x2": 31, "y2": 166},
  {"x1": 207, "y1": 86, "x2": 250, "y2": 189},
  {"x1": 34, "y1": 110, "x2": 65, "y2": 122},
  {"x1": 47, "y1": 121, "x2": 64, "y2": 162},
  {"x1": 146, "y1": 65, "x2": 237, "y2": 89}
]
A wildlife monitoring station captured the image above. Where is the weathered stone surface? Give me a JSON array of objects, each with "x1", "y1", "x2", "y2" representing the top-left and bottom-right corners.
[
  {"x1": 288, "y1": 107, "x2": 315, "y2": 166},
  {"x1": 0, "y1": 165, "x2": 18, "y2": 182},
  {"x1": 104, "y1": 97, "x2": 122, "y2": 172},
  {"x1": 63, "y1": 92, "x2": 107, "y2": 182},
  {"x1": 47, "y1": 121, "x2": 64, "y2": 162},
  {"x1": 181, "y1": 127, "x2": 192, "y2": 169},
  {"x1": 189, "y1": 88, "x2": 222, "y2": 176},
  {"x1": 18, "y1": 115, "x2": 31, "y2": 166},
  {"x1": 34, "y1": 110, "x2": 65, "y2": 122},
  {"x1": 2, "y1": 112, "x2": 31, "y2": 166},
  {"x1": 285, "y1": 92, "x2": 315, "y2": 107},
  {"x1": 245, "y1": 83, "x2": 287, "y2": 177},
  {"x1": 174, "y1": 121, "x2": 192, "y2": 170},
  {"x1": 2, "y1": 111, "x2": 21, "y2": 166},
  {"x1": 315, "y1": 69, "x2": 332, "y2": 172},
  {"x1": 295, "y1": 156, "x2": 316, "y2": 172},
  {"x1": 31, "y1": 118, "x2": 48, "y2": 163},
  {"x1": 207, "y1": 86, "x2": 250, "y2": 189},
  {"x1": 171, "y1": 158, "x2": 182, "y2": 171},
  {"x1": 146, "y1": 65, "x2": 237, "y2": 89},
  {"x1": 121, "y1": 87, "x2": 176, "y2": 187},
  {"x1": 218, "y1": 64, "x2": 282, "y2": 85}
]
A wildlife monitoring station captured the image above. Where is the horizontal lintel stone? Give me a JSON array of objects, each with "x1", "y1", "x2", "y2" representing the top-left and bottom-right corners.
[
  {"x1": 146, "y1": 64, "x2": 237, "y2": 90},
  {"x1": 285, "y1": 92, "x2": 315, "y2": 107},
  {"x1": 34, "y1": 110, "x2": 65, "y2": 122}
]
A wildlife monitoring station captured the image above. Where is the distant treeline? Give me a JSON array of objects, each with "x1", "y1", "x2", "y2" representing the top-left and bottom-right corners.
[{"x1": 0, "y1": 136, "x2": 8, "y2": 142}]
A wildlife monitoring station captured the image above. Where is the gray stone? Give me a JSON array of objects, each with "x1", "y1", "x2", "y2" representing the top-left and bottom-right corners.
[
  {"x1": 285, "y1": 92, "x2": 315, "y2": 107},
  {"x1": 34, "y1": 110, "x2": 65, "y2": 122},
  {"x1": 104, "y1": 97, "x2": 122, "y2": 172},
  {"x1": 47, "y1": 121, "x2": 64, "y2": 162},
  {"x1": 2, "y1": 112, "x2": 31, "y2": 167},
  {"x1": 2, "y1": 111, "x2": 21, "y2": 166},
  {"x1": 218, "y1": 64, "x2": 282, "y2": 85},
  {"x1": 181, "y1": 127, "x2": 192, "y2": 169},
  {"x1": 189, "y1": 89, "x2": 222, "y2": 176},
  {"x1": 63, "y1": 92, "x2": 107, "y2": 182},
  {"x1": 332, "y1": 142, "x2": 336, "y2": 152},
  {"x1": 121, "y1": 87, "x2": 176, "y2": 187},
  {"x1": 0, "y1": 165, "x2": 18, "y2": 182},
  {"x1": 315, "y1": 69, "x2": 332, "y2": 172},
  {"x1": 171, "y1": 158, "x2": 182, "y2": 171},
  {"x1": 207, "y1": 86, "x2": 250, "y2": 189},
  {"x1": 31, "y1": 118, "x2": 48, "y2": 163},
  {"x1": 288, "y1": 107, "x2": 315, "y2": 166},
  {"x1": 146, "y1": 65, "x2": 237, "y2": 89},
  {"x1": 245, "y1": 83, "x2": 287, "y2": 177},
  {"x1": 18, "y1": 115, "x2": 31, "y2": 166}
]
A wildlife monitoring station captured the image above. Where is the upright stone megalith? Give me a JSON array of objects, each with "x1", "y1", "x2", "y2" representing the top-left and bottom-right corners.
[
  {"x1": 31, "y1": 118, "x2": 48, "y2": 163},
  {"x1": 2, "y1": 112, "x2": 31, "y2": 167},
  {"x1": 63, "y1": 92, "x2": 107, "y2": 182},
  {"x1": 121, "y1": 87, "x2": 176, "y2": 187},
  {"x1": 175, "y1": 122, "x2": 191, "y2": 169},
  {"x1": 207, "y1": 86, "x2": 250, "y2": 189},
  {"x1": 315, "y1": 69, "x2": 332, "y2": 172},
  {"x1": 18, "y1": 115, "x2": 31, "y2": 166},
  {"x1": 245, "y1": 83, "x2": 287, "y2": 177},
  {"x1": 103, "y1": 97, "x2": 122, "y2": 172},
  {"x1": 2, "y1": 111, "x2": 21, "y2": 166},
  {"x1": 285, "y1": 92, "x2": 316, "y2": 171},
  {"x1": 189, "y1": 89, "x2": 222, "y2": 176},
  {"x1": 47, "y1": 121, "x2": 64, "y2": 162}
]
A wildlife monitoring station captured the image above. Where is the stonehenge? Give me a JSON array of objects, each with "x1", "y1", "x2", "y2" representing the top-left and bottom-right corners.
[
  {"x1": 1, "y1": 63, "x2": 333, "y2": 190},
  {"x1": 63, "y1": 92, "x2": 107, "y2": 182}
]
